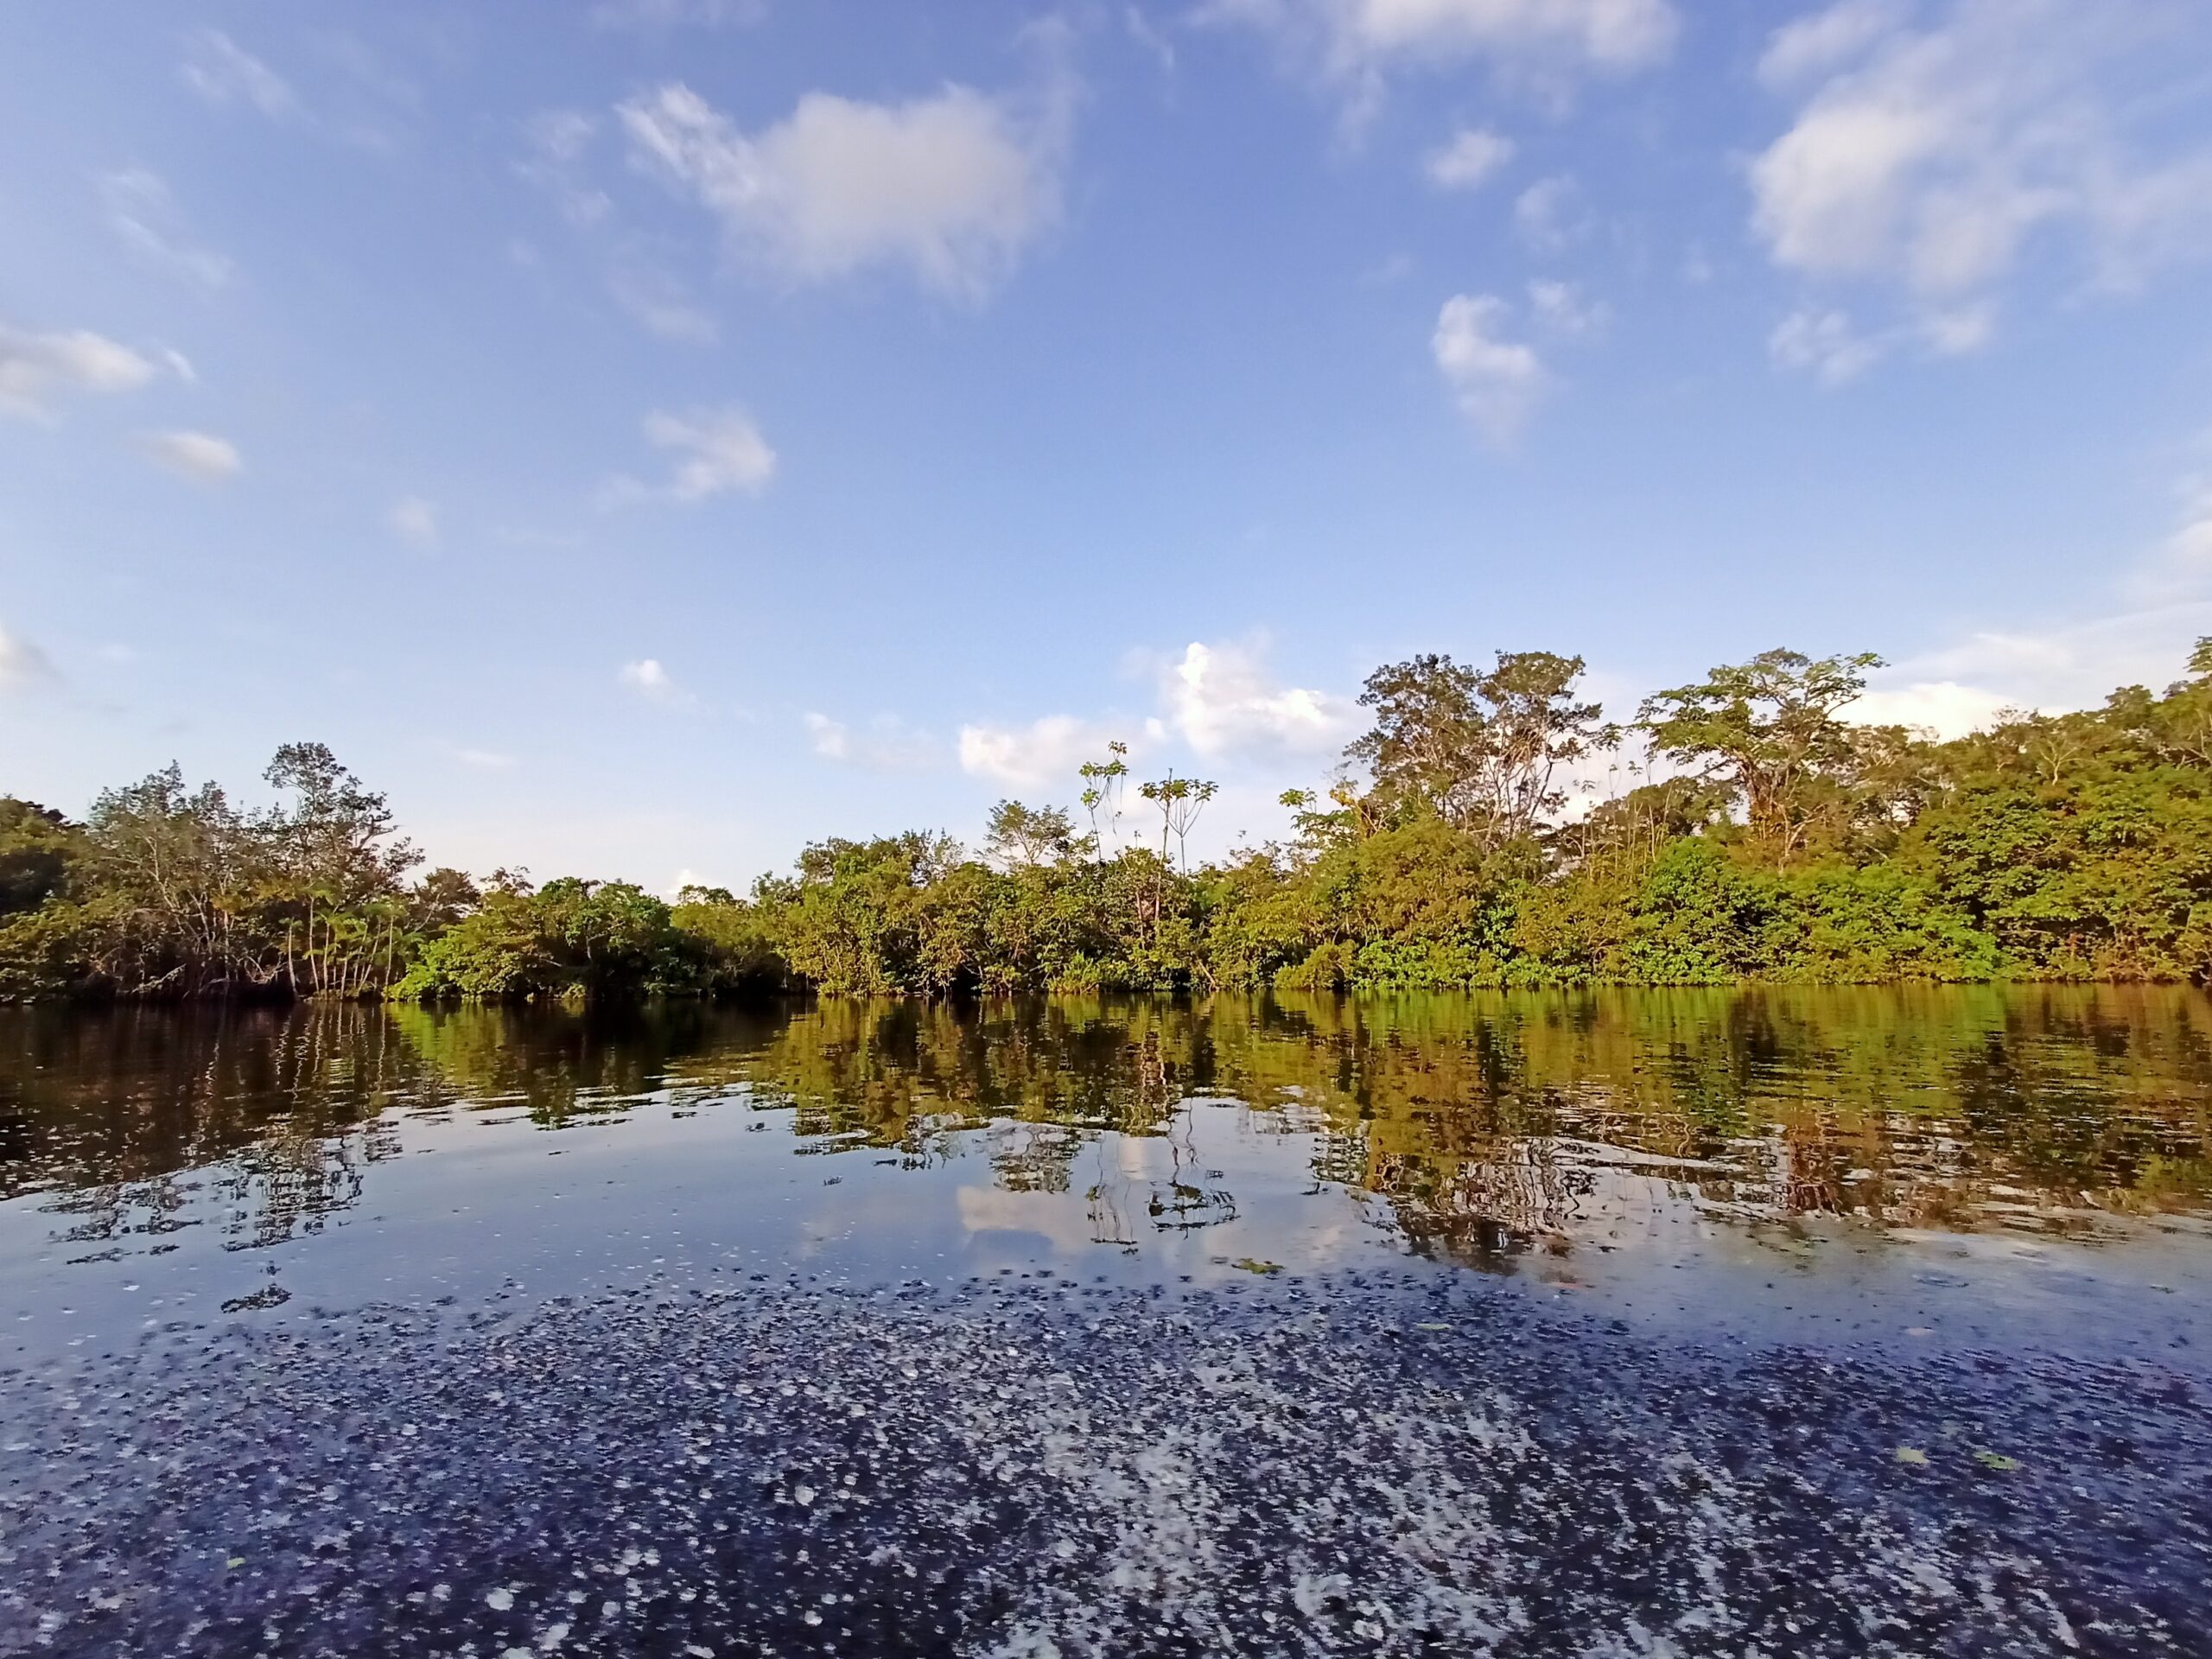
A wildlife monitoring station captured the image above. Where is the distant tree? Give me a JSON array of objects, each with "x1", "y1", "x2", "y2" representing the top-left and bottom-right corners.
[
  {"x1": 1638, "y1": 649, "x2": 1883, "y2": 860},
  {"x1": 1349, "y1": 651, "x2": 1617, "y2": 846},
  {"x1": 409, "y1": 868, "x2": 482, "y2": 933},
  {"x1": 983, "y1": 800, "x2": 1086, "y2": 869},
  {"x1": 0, "y1": 799, "x2": 81, "y2": 916},
  {"x1": 263, "y1": 741, "x2": 419, "y2": 903}
]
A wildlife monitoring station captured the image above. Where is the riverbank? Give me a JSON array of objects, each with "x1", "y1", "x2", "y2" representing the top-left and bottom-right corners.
[{"x1": 4, "y1": 1268, "x2": 2207, "y2": 1657}]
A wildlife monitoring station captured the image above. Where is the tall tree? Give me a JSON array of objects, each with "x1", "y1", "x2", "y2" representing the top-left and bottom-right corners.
[
  {"x1": 1348, "y1": 651, "x2": 1616, "y2": 846},
  {"x1": 1637, "y1": 649, "x2": 1883, "y2": 860},
  {"x1": 983, "y1": 800, "x2": 1086, "y2": 869}
]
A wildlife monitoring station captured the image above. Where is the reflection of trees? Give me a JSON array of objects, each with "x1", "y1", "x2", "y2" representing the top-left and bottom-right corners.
[{"x1": 3, "y1": 982, "x2": 2209, "y2": 1261}]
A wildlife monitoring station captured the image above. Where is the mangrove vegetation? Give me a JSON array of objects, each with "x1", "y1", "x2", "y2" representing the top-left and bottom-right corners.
[{"x1": 7, "y1": 642, "x2": 2212, "y2": 1001}]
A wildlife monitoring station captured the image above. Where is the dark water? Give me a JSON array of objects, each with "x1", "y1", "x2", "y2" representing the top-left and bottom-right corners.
[
  {"x1": 6, "y1": 989, "x2": 2212, "y2": 1656},
  {"x1": 3, "y1": 987, "x2": 2210, "y2": 1362}
]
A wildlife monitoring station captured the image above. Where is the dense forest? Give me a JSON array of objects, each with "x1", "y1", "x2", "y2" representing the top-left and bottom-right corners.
[{"x1": 5, "y1": 644, "x2": 2212, "y2": 1001}]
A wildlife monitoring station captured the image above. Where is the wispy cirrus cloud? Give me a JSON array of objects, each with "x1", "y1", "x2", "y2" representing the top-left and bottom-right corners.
[
  {"x1": 0, "y1": 323, "x2": 157, "y2": 420},
  {"x1": 805, "y1": 712, "x2": 941, "y2": 772},
  {"x1": 180, "y1": 29, "x2": 300, "y2": 121},
  {"x1": 138, "y1": 429, "x2": 242, "y2": 482},
  {"x1": 100, "y1": 170, "x2": 233, "y2": 290}
]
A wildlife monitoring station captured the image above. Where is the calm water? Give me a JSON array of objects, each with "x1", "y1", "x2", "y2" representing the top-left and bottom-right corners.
[{"x1": 4, "y1": 986, "x2": 2211, "y2": 1363}]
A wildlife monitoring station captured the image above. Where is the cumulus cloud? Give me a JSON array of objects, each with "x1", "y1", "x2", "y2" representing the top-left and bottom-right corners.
[
  {"x1": 0, "y1": 323, "x2": 156, "y2": 419},
  {"x1": 100, "y1": 170, "x2": 232, "y2": 289},
  {"x1": 1844, "y1": 680, "x2": 2017, "y2": 738},
  {"x1": 1527, "y1": 278, "x2": 1609, "y2": 336},
  {"x1": 1432, "y1": 293, "x2": 1545, "y2": 443},
  {"x1": 139, "y1": 429, "x2": 243, "y2": 482},
  {"x1": 1155, "y1": 639, "x2": 1358, "y2": 760},
  {"x1": 618, "y1": 658, "x2": 697, "y2": 708},
  {"x1": 1768, "y1": 306, "x2": 1886, "y2": 385},
  {"x1": 604, "y1": 408, "x2": 776, "y2": 505},
  {"x1": 390, "y1": 497, "x2": 438, "y2": 548},
  {"x1": 616, "y1": 74, "x2": 1070, "y2": 299},
  {"x1": 1751, "y1": 0, "x2": 2212, "y2": 317},
  {"x1": 1204, "y1": 0, "x2": 1676, "y2": 84},
  {"x1": 805, "y1": 712, "x2": 939, "y2": 772},
  {"x1": 958, "y1": 715, "x2": 1128, "y2": 786},
  {"x1": 1512, "y1": 175, "x2": 1590, "y2": 251},
  {"x1": 1424, "y1": 127, "x2": 1514, "y2": 190},
  {"x1": 180, "y1": 29, "x2": 299, "y2": 120},
  {"x1": 0, "y1": 622, "x2": 60, "y2": 693}
]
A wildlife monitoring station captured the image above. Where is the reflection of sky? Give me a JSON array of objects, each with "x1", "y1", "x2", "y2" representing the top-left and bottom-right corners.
[
  {"x1": 6, "y1": 989, "x2": 2212, "y2": 1370},
  {"x1": 7, "y1": 1077, "x2": 2212, "y2": 1373}
]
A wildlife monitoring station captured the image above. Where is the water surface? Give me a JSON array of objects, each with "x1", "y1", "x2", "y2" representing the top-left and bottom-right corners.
[{"x1": 4, "y1": 986, "x2": 2209, "y2": 1365}]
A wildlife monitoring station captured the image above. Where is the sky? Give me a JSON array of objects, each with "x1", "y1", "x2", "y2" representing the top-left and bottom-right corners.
[{"x1": 3, "y1": 0, "x2": 2212, "y2": 892}]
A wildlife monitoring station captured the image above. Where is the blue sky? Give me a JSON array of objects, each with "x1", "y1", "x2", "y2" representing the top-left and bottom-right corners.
[{"x1": 4, "y1": 0, "x2": 2211, "y2": 890}]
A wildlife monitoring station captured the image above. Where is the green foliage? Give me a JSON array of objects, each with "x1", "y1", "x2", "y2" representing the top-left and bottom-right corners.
[
  {"x1": 9, "y1": 642, "x2": 2212, "y2": 1002},
  {"x1": 395, "y1": 879, "x2": 713, "y2": 1001}
]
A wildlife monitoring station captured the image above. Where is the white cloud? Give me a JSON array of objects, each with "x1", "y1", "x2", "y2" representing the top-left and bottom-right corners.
[
  {"x1": 1769, "y1": 301, "x2": 1994, "y2": 384},
  {"x1": 1203, "y1": 0, "x2": 1677, "y2": 101},
  {"x1": 181, "y1": 29, "x2": 299, "y2": 120},
  {"x1": 1527, "y1": 278, "x2": 1609, "y2": 336},
  {"x1": 1155, "y1": 639, "x2": 1358, "y2": 760},
  {"x1": 606, "y1": 268, "x2": 720, "y2": 343},
  {"x1": 805, "y1": 712, "x2": 940, "y2": 772},
  {"x1": 618, "y1": 658, "x2": 697, "y2": 708},
  {"x1": 616, "y1": 76, "x2": 1069, "y2": 299},
  {"x1": 1512, "y1": 175, "x2": 1590, "y2": 251},
  {"x1": 1843, "y1": 680, "x2": 2016, "y2": 738},
  {"x1": 0, "y1": 622, "x2": 60, "y2": 693},
  {"x1": 591, "y1": 0, "x2": 765, "y2": 28},
  {"x1": 957, "y1": 715, "x2": 1127, "y2": 787},
  {"x1": 1424, "y1": 127, "x2": 1514, "y2": 190},
  {"x1": 518, "y1": 110, "x2": 613, "y2": 228},
  {"x1": 605, "y1": 408, "x2": 776, "y2": 505},
  {"x1": 100, "y1": 170, "x2": 232, "y2": 289},
  {"x1": 1768, "y1": 305, "x2": 1886, "y2": 385},
  {"x1": 1757, "y1": 0, "x2": 1907, "y2": 91},
  {"x1": 1751, "y1": 0, "x2": 2212, "y2": 314},
  {"x1": 0, "y1": 323, "x2": 156, "y2": 419},
  {"x1": 1126, "y1": 6, "x2": 1179, "y2": 73},
  {"x1": 138, "y1": 429, "x2": 243, "y2": 482},
  {"x1": 449, "y1": 746, "x2": 518, "y2": 771},
  {"x1": 648, "y1": 408, "x2": 775, "y2": 499},
  {"x1": 390, "y1": 497, "x2": 438, "y2": 548},
  {"x1": 1432, "y1": 293, "x2": 1545, "y2": 443}
]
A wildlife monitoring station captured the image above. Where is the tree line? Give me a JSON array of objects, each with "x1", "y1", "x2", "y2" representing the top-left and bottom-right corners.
[{"x1": 6, "y1": 642, "x2": 2212, "y2": 1001}]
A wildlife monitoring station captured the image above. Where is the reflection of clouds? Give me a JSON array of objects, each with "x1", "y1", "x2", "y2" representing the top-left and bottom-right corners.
[{"x1": 957, "y1": 1185, "x2": 1103, "y2": 1255}]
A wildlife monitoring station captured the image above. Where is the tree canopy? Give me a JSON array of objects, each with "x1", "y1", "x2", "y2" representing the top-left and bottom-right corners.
[{"x1": 8, "y1": 642, "x2": 2212, "y2": 1002}]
